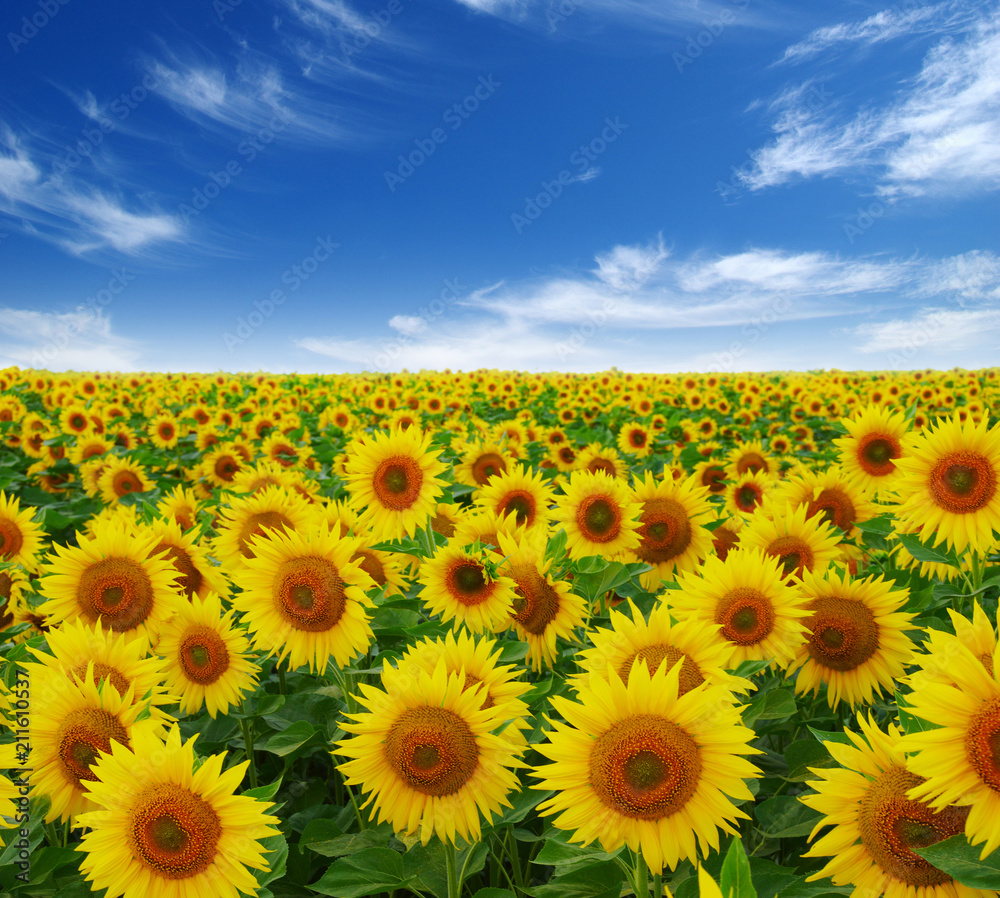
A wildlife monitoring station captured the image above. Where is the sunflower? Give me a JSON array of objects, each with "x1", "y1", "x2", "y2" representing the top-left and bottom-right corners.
[
  {"x1": 671, "y1": 548, "x2": 811, "y2": 670},
  {"x1": 770, "y1": 466, "x2": 876, "y2": 538},
  {"x1": 572, "y1": 601, "x2": 750, "y2": 696},
  {"x1": 419, "y1": 543, "x2": 518, "y2": 634},
  {"x1": 576, "y1": 443, "x2": 627, "y2": 479},
  {"x1": 800, "y1": 713, "x2": 981, "y2": 898},
  {"x1": 725, "y1": 440, "x2": 777, "y2": 479},
  {"x1": 496, "y1": 530, "x2": 587, "y2": 671},
  {"x1": 69, "y1": 433, "x2": 114, "y2": 466},
  {"x1": 738, "y1": 502, "x2": 843, "y2": 582},
  {"x1": 452, "y1": 508, "x2": 522, "y2": 554},
  {"x1": 907, "y1": 603, "x2": 996, "y2": 693},
  {"x1": 38, "y1": 522, "x2": 182, "y2": 639},
  {"x1": 98, "y1": 456, "x2": 153, "y2": 506},
  {"x1": 155, "y1": 485, "x2": 202, "y2": 532},
  {"x1": 554, "y1": 470, "x2": 642, "y2": 561},
  {"x1": 0, "y1": 491, "x2": 45, "y2": 569},
  {"x1": 392, "y1": 629, "x2": 532, "y2": 744},
  {"x1": 335, "y1": 661, "x2": 523, "y2": 845},
  {"x1": 345, "y1": 426, "x2": 449, "y2": 540},
  {"x1": 235, "y1": 522, "x2": 375, "y2": 673},
  {"x1": 724, "y1": 470, "x2": 777, "y2": 519},
  {"x1": 903, "y1": 639, "x2": 1000, "y2": 857},
  {"x1": 694, "y1": 459, "x2": 728, "y2": 495},
  {"x1": 76, "y1": 725, "x2": 281, "y2": 898},
  {"x1": 429, "y1": 502, "x2": 465, "y2": 539},
  {"x1": 351, "y1": 541, "x2": 410, "y2": 598},
  {"x1": 787, "y1": 567, "x2": 915, "y2": 708},
  {"x1": 617, "y1": 422, "x2": 654, "y2": 459},
  {"x1": 626, "y1": 472, "x2": 714, "y2": 590},
  {"x1": 28, "y1": 669, "x2": 155, "y2": 823},
  {"x1": 532, "y1": 660, "x2": 760, "y2": 874},
  {"x1": 201, "y1": 443, "x2": 245, "y2": 489},
  {"x1": 890, "y1": 414, "x2": 1000, "y2": 555},
  {"x1": 834, "y1": 404, "x2": 910, "y2": 495},
  {"x1": 143, "y1": 518, "x2": 230, "y2": 601},
  {"x1": 475, "y1": 465, "x2": 555, "y2": 534},
  {"x1": 147, "y1": 413, "x2": 181, "y2": 449},
  {"x1": 454, "y1": 439, "x2": 513, "y2": 488},
  {"x1": 157, "y1": 592, "x2": 258, "y2": 718},
  {"x1": 213, "y1": 485, "x2": 320, "y2": 569},
  {"x1": 25, "y1": 617, "x2": 173, "y2": 723}
]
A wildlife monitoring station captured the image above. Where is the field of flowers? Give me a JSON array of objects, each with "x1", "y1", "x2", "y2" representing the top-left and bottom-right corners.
[{"x1": 0, "y1": 365, "x2": 998, "y2": 898}]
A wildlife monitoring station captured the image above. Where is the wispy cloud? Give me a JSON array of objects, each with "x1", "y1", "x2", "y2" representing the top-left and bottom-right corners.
[
  {"x1": 0, "y1": 307, "x2": 142, "y2": 371},
  {"x1": 743, "y1": 10, "x2": 1000, "y2": 197},
  {"x1": 0, "y1": 126, "x2": 184, "y2": 256},
  {"x1": 851, "y1": 307, "x2": 1000, "y2": 354},
  {"x1": 296, "y1": 238, "x2": 995, "y2": 371},
  {"x1": 776, "y1": 3, "x2": 970, "y2": 65}
]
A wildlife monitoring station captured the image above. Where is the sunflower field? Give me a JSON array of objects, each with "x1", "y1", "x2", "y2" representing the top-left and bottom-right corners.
[{"x1": 0, "y1": 365, "x2": 999, "y2": 898}]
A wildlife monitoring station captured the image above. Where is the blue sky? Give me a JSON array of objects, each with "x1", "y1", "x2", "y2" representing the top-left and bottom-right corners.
[{"x1": 0, "y1": 0, "x2": 997, "y2": 373}]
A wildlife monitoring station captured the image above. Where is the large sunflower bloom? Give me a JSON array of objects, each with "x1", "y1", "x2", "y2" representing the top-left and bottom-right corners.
[
  {"x1": 800, "y1": 713, "x2": 982, "y2": 898},
  {"x1": 38, "y1": 522, "x2": 182, "y2": 639},
  {"x1": 787, "y1": 567, "x2": 915, "y2": 708},
  {"x1": 671, "y1": 548, "x2": 811, "y2": 670},
  {"x1": 157, "y1": 591, "x2": 259, "y2": 718},
  {"x1": 626, "y1": 472, "x2": 715, "y2": 590},
  {"x1": 770, "y1": 466, "x2": 876, "y2": 539},
  {"x1": 345, "y1": 426, "x2": 449, "y2": 540},
  {"x1": 419, "y1": 543, "x2": 518, "y2": 634},
  {"x1": 533, "y1": 660, "x2": 760, "y2": 874},
  {"x1": 834, "y1": 404, "x2": 909, "y2": 495},
  {"x1": 0, "y1": 491, "x2": 45, "y2": 569},
  {"x1": 889, "y1": 414, "x2": 1000, "y2": 555},
  {"x1": 336, "y1": 662, "x2": 523, "y2": 845},
  {"x1": 496, "y1": 530, "x2": 587, "y2": 671},
  {"x1": 143, "y1": 517, "x2": 230, "y2": 600},
  {"x1": 739, "y1": 502, "x2": 842, "y2": 582},
  {"x1": 97, "y1": 456, "x2": 153, "y2": 506},
  {"x1": 907, "y1": 603, "x2": 996, "y2": 693},
  {"x1": 475, "y1": 465, "x2": 555, "y2": 534},
  {"x1": 213, "y1": 484, "x2": 320, "y2": 569},
  {"x1": 235, "y1": 523, "x2": 376, "y2": 673},
  {"x1": 903, "y1": 640, "x2": 1000, "y2": 857},
  {"x1": 76, "y1": 725, "x2": 281, "y2": 898},
  {"x1": 553, "y1": 470, "x2": 642, "y2": 561}
]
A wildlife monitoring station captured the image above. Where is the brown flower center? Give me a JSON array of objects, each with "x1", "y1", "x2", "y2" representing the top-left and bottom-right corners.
[
  {"x1": 129, "y1": 783, "x2": 222, "y2": 879},
  {"x1": 384, "y1": 706, "x2": 479, "y2": 796},
  {"x1": 275, "y1": 556, "x2": 347, "y2": 632},
  {"x1": 806, "y1": 595, "x2": 879, "y2": 671}
]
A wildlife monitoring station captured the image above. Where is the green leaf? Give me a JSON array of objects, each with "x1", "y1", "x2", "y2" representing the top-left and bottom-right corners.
[
  {"x1": 784, "y1": 739, "x2": 834, "y2": 781},
  {"x1": 533, "y1": 838, "x2": 622, "y2": 872},
  {"x1": 259, "y1": 720, "x2": 321, "y2": 756},
  {"x1": 473, "y1": 890, "x2": 516, "y2": 898},
  {"x1": 406, "y1": 840, "x2": 488, "y2": 898},
  {"x1": 301, "y1": 823, "x2": 388, "y2": 858},
  {"x1": 743, "y1": 687, "x2": 797, "y2": 728},
  {"x1": 721, "y1": 837, "x2": 756, "y2": 898},
  {"x1": 914, "y1": 834, "x2": 1000, "y2": 889},
  {"x1": 309, "y1": 848, "x2": 415, "y2": 897},
  {"x1": 754, "y1": 796, "x2": 824, "y2": 839},
  {"x1": 255, "y1": 833, "x2": 289, "y2": 888},
  {"x1": 526, "y1": 859, "x2": 624, "y2": 898},
  {"x1": 732, "y1": 659, "x2": 772, "y2": 679},
  {"x1": 806, "y1": 726, "x2": 853, "y2": 746},
  {"x1": 244, "y1": 778, "x2": 284, "y2": 803},
  {"x1": 896, "y1": 532, "x2": 961, "y2": 566}
]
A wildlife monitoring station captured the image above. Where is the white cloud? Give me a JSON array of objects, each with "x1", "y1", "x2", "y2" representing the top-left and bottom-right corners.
[
  {"x1": 0, "y1": 308, "x2": 142, "y2": 371},
  {"x1": 0, "y1": 126, "x2": 184, "y2": 256},
  {"x1": 851, "y1": 307, "x2": 1000, "y2": 354},
  {"x1": 744, "y1": 12, "x2": 1000, "y2": 196},
  {"x1": 296, "y1": 237, "x2": 995, "y2": 372}
]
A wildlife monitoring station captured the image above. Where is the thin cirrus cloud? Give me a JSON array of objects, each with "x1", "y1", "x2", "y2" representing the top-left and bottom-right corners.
[
  {"x1": 741, "y1": 7, "x2": 1000, "y2": 197},
  {"x1": 0, "y1": 126, "x2": 183, "y2": 256},
  {"x1": 0, "y1": 307, "x2": 142, "y2": 371},
  {"x1": 296, "y1": 238, "x2": 998, "y2": 372}
]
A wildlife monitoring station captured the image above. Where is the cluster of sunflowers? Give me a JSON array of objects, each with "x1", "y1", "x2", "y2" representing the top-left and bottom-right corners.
[{"x1": 0, "y1": 365, "x2": 997, "y2": 898}]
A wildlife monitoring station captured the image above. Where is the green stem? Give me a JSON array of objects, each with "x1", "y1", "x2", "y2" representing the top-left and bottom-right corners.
[
  {"x1": 634, "y1": 849, "x2": 649, "y2": 897},
  {"x1": 487, "y1": 844, "x2": 518, "y2": 893},
  {"x1": 445, "y1": 841, "x2": 461, "y2": 898},
  {"x1": 43, "y1": 821, "x2": 61, "y2": 848},
  {"x1": 970, "y1": 551, "x2": 983, "y2": 593},
  {"x1": 652, "y1": 872, "x2": 665, "y2": 898},
  {"x1": 276, "y1": 661, "x2": 287, "y2": 695},
  {"x1": 239, "y1": 714, "x2": 258, "y2": 790}
]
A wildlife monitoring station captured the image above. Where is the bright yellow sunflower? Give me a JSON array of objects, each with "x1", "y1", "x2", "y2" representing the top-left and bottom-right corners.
[
  {"x1": 419, "y1": 543, "x2": 518, "y2": 634},
  {"x1": 475, "y1": 465, "x2": 555, "y2": 534},
  {"x1": 626, "y1": 472, "x2": 715, "y2": 591},
  {"x1": 617, "y1": 422, "x2": 654, "y2": 459},
  {"x1": 724, "y1": 470, "x2": 777, "y2": 519},
  {"x1": 147, "y1": 413, "x2": 181, "y2": 449},
  {"x1": 97, "y1": 456, "x2": 153, "y2": 506},
  {"x1": 335, "y1": 661, "x2": 523, "y2": 845},
  {"x1": 200, "y1": 443, "x2": 245, "y2": 489},
  {"x1": 769, "y1": 466, "x2": 876, "y2": 539},
  {"x1": 0, "y1": 490, "x2": 46, "y2": 569},
  {"x1": 155, "y1": 485, "x2": 203, "y2": 532},
  {"x1": 739, "y1": 502, "x2": 843, "y2": 582},
  {"x1": 800, "y1": 712, "x2": 982, "y2": 898},
  {"x1": 157, "y1": 591, "x2": 259, "y2": 718},
  {"x1": 890, "y1": 414, "x2": 1000, "y2": 555},
  {"x1": 572, "y1": 600, "x2": 750, "y2": 696},
  {"x1": 907, "y1": 603, "x2": 996, "y2": 693},
  {"x1": 213, "y1": 484, "x2": 320, "y2": 569},
  {"x1": 38, "y1": 522, "x2": 182, "y2": 639},
  {"x1": 725, "y1": 440, "x2": 778, "y2": 479},
  {"x1": 345, "y1": 426, "x2": 449, "y2": 540},
  {"x1": 671, "y1": 548, "x2": 811, "y2": 670},
  {"x1": 76, "y1": 725, "x2": 281, "y2": 898},
  {"x1": 496, "y1": 530, "x2": 587, "y2": 671},
  {"x1": 28, "y1": 669, "x2": 156, "y2": 823},
  {"x1": 834, "y1": 403, "x2": 910, "y2": 495},
  {"x1": 553, "y1": 469, "x2": 642, "y2": 561},
  {"x1": 787, "y1": 567, "x2": 915, "y2": 708},
  {"x1": 533, "y1": 660, "x2": 760, "y2": 874},
  {"x1": 235, "y1": 522, "x2": 375, "y2": 673},
  {"x1": 903, "y1": 639, "x2": 1000, "y2": 858}
]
